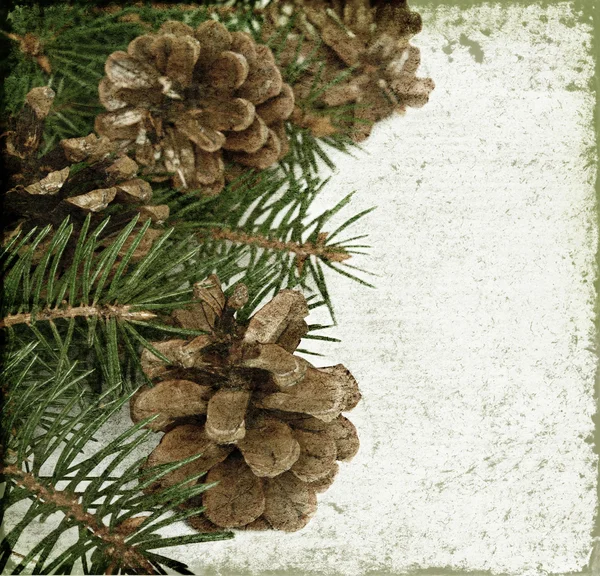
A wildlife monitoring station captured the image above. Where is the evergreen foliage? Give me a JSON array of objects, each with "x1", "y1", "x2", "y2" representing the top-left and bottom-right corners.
[
  {"x1": 1, "y1": 346, "x2": 232, "y2": 575},
  {"x1": 1, "y1": 1, "x2": 374, "y2": 573},
  {"x1": 2, "y1": 1, "x2": 360, "y2": 167},
  {"x1": 162, "y1": 168, "x2": 374, "y2": 323}
]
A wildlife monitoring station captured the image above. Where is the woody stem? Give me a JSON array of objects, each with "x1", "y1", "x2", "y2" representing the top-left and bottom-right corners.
[
  {"x1": 205, "y1": 228, "x2": 351, "y2": 263},
  {"x1": 1, "y1": 466, "x2": 155, "y2": 573},
  {"x1": 0, "y1": 305, "x2": 157, "y2": 329}
]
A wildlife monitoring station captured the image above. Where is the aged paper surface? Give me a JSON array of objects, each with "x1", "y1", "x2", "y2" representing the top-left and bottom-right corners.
[{"x1": 9, "y1": 3, "x2": 593, "y2": 575}]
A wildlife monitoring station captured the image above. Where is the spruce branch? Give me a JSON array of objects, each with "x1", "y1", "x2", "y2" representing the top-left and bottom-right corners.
[
  {"x1": 1, "y1": 466, "x2": 155, "y2": 574},
  {"x1": 0, "y1": 215, "x2": 222, "y2": 395},
  {"x1": 207, "y1": 227, "x2": 351, "y2": 271},
  {"x1": 0, "y1": 305, "x2": 157, "y2": 329},
  {"x1": 164, "y1": 169, "x2": 373, "y2": 322},
  {"x1": 1, "y1": 347, "x2": 232, "y2": 575},
  {"x1": 0, "y1": 30, "x2": 51, "y2": 74}
]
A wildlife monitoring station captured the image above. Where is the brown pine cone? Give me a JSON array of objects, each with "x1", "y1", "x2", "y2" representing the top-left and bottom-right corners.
[
  {"x1": 95, "y1": 20, "x2": 295, "y2": 195},
  {"x1": 264, "y1": 0, "x2": 434, "y2": 141},
  {"x1": 131, "y1": 275, "x2": 361, "y2": 532},
  {"x1": 4, "y1": 87, "x2": 169, "y2": 244},
  {"x1": 6, "y1": 132, "x2": 168, "y2": 236}
]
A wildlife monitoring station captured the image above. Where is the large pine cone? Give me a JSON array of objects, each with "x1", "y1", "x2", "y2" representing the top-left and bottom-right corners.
[
  {"x1": 131, "y1": 275, "x2": 361, "y2": 532},
  {"x1": 265, "y1": 0, "x2": 434, "y2": 141},
  {"x1": 95, "y1": 20, "x2": 295, "y2": 195}
]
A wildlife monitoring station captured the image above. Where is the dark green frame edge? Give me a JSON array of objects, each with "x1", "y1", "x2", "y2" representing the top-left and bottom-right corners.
[{"x1": 0, "y1": 0, "x2": 595, "y2": 575}]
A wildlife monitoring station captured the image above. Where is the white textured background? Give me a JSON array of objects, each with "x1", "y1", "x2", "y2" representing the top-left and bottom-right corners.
[
  {"x1": 163, "y1": 3, "x2": 598, "y2": 575},
  {"x1": 9, "y1": 3, "x2": 596, "y2": 575}
]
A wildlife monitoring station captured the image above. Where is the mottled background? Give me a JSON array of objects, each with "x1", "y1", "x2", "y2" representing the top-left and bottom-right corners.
[
  {"x1": 160, "y1": 3, "x2": 598, "y2": 574},
  {"x1": 11, "y1": 2, "x2": 597, "y2": 575}
]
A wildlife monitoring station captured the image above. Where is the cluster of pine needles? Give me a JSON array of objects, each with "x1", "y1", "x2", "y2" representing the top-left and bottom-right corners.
[{"x1": 1, "y1": 1, "x2": 373, "y2": 573}]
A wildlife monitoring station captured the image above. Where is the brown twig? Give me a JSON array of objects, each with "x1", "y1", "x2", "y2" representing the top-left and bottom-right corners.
[
  {"x1": 0, "y1": 305, "x2": 157, "y2": 329},
  {"x1": 10, "y1": 550, "x2": 26, "y2": 559},
  {"x1": 207, "y1": 228, "x2": 351, "y2": 273},
  {"x1": 1, "y1": 466, "x2": 155, "y2": 574}
]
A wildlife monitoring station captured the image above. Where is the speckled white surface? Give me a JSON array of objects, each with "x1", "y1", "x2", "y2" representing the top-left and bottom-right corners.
[
  {"x1": 8, "y1": 3, "x2": 597, "y2": 575},
  {"x1": 158, "y1": 3, "x2": 597, "y2": 575}
]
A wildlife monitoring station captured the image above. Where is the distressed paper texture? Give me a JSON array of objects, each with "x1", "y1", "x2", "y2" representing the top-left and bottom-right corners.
[
  {"x1": 6, "y1": 3, "x2": 595, "y2": 575},
  {"x1": 155, "y1": 3, "x2": 597, "y2": 575}
]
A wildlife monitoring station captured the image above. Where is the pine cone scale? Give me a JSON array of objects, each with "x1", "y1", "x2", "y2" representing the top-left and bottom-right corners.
[
  {"x1": 105, "y1": 51, "x2": 158, "y2": 90},
  {"x1": 290, "y1": 428, "x2": 337, "y2": 482},
  {"x1": 205, "y1": 389, "x2": 252, "y2": 444},
  {"x1": 146, "y1": 424, "x2": 233, "y2": 490},
  {"x1": 237, "y1": 418, "x2": 301, "y2": 478},
  {"x1": 204, "y1": 51, "x2": 250, "y2": 92},
  {"x1": 131, "y1": 380, "x2": 212, "y2": 431},
  {"x1": 256, "y1": 365, "x2": 346, "y2": 420},
  {"x1": 262, "y1": 472, "x2": 317, "y2": 532},
  {"x1": 193, "y1": 98, "x2": 255, "y2": 132},
  {"x1": 193, "y1": 20, "x2": 233, "y2": 68},
  {"x1": 228, "y1": 130, "x2": 282, "y2": 170},
  {"x1": 222, "y1": 117, "x2": 270, "y2": 153},
  {"x1": 203, "y1": 455, "x2": 266, "y2": 528},
  {"x1": 65, "y1": 187, "x2": 117, "y2": 212},
  {"x1": 173, "y1": 118, "x2": 225, "y2": 153}
]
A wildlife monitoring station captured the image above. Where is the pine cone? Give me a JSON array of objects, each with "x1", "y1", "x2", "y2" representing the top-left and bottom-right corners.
[
  {"x1": 131, "y1": 275, "x2": 361, "y2": 532},
  {"x1": 4, "y1": 87, "x2": 169, "y2": 242},
  {"x1": 95, "y1": 20, "x2": 295, "y2": 195},
  {"x1": 265, "y1": 0, "x2": 434, "y2": 141}
]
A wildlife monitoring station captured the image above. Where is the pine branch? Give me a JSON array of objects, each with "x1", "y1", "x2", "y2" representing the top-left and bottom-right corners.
[
  {"x1": 0, "y1": 2, "x2": 383, "y2": 573},
  {"x1": 1, "y1": 347, "x2": 232, "y2": 575},
  {"x1": 207, "y1": 226, "x2": 351, "y2": 269},
  {"x1": 0, "y1": 305, "x2": 157, "y2": 329},
  {"x1": 0, "y1": 215, "x2": 219, "y2": 396},
  {"x1": 1, "y1": 206, "x2": 358, "y2": 393},
  {"x1": 163, "y1": 168, "x2": 373, "y2": 322},
  {"x1": 0, "y1": 30, "x2": 51, "y2": 74},
  {"x1": 1, "y1": 466, "x2": 155, "y2": 574}
]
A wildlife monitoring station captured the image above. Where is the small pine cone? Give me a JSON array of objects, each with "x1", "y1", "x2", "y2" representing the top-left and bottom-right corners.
[
  {"x1": 4, "y1": 88, "x2": 169, "y2": 253},
  {"x1": 265, "y1": 0, "x2": 434, "y2": 141},
  {"x1": 6, "y1": 132, "x2": 168, "y2": 232},
  {"x1": 95, "y1": 20, "x2": 295, "y2": 195},
  {"x1": 131, "y1": 275, "x2": 361, "y2": 532},
  {"x1": 5, "y1": 86, "x2": 55, "y2": 160}
]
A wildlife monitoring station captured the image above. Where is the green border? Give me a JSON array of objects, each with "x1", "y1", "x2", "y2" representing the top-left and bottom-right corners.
[{"x1": 2, "y1": 1, "x2": 596, "y2": 575}]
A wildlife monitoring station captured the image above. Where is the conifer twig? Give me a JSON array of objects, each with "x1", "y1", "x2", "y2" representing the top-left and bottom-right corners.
[
  {"x1": 8, "y1": 550, "x2": 26, "y2": 560},
  {"x1": 1, "y1": 466, "x2": 156, "y2": 574},
  {"x1": 207, "y1": 227, "x2": 350, "y2": 272},
  {"x1": 0, "y1": 305, "x2": 157, "y2": 329}
]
